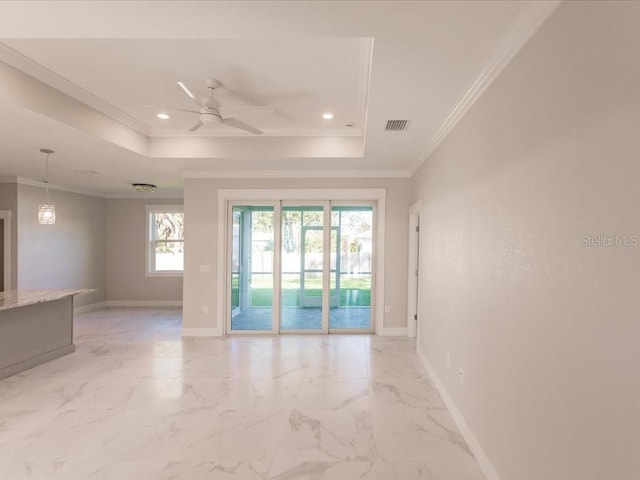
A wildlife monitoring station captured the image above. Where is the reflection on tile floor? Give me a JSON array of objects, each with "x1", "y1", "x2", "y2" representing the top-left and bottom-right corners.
[{"x1": 0, "y1": 308, "x2": 485, "y2": 480}]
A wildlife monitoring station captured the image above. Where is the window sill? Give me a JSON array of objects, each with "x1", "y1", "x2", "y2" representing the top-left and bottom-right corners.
[{"x1": 145, "y1": 272, "x2": 184, "y2": 278}]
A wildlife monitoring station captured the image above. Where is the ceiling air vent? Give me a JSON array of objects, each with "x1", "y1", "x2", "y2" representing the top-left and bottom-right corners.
[{"x1": 385, "y1": 120, "x2": 410, "y2": 132}]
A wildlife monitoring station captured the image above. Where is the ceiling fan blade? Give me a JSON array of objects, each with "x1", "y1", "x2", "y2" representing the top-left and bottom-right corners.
[
  {"x1": 219, "y1": 81, "x2": 311, "y2": 105},
  {"x1": 188, "y1": 119, "x2": 204, "y2": 132},
  {"x1": 220, "y1": 117, "x2": 263, "y2": 135},
  {"x1": 218, "y1": 105, "x2": 275, "y2": 117},
  {"x1": 140, "y1": 104, "x2": 201, "y2": 114},
  {"x1": 177, "y1": 81, "x2": 206, "y2": 108},
  {"x1": 177, "y1": 81, "x2": 196, "y2": 99},
  {"x1": 217, "y1": 83, "x2": 260, "y2": 105}
]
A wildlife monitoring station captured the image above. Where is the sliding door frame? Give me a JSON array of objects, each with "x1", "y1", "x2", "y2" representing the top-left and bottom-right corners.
[
  {"x1": 226, "y1": 201, "x2": 280, "y2": 335},
  {"x1": 217, "y1": 188, "x2": 386, "y2": 335},
  {"x1": 329, "y1": 201, "x2": 376, "y2": 334},
  {"x1": 279, "y1": 201, "x2": 330, "y2": 334}
]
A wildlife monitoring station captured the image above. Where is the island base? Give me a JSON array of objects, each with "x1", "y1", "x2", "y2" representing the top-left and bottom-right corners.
[{"x1": 0, "y1": 297, "x2": 75, "y2": 380}]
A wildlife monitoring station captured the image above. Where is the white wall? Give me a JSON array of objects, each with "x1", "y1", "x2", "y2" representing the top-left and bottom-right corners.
[
  {"x1": 183, "y1": 177, "x2": 410, "y2": 331},
  {"x1": 16, "y1": 184, "x2": 105, "y2": 306},
  {"x1": 0, "y1": 184, "x2": 184, "y2": 305},
  {"x1": 410, "y1": 2, "x2": 640, "y2": 479},
  {"x1": 105, "y1": 198, "x2": 183, "y2": 302},
  {"x1": 1, "y1": 186, "x2": 183, "y2": 305}
]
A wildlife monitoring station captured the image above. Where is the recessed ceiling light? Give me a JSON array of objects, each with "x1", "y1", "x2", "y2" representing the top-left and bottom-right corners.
[
  {"x1": 322, "y1": 112, "x2": 334, "y2": 120},
  {"x1": 157, "y1": 113, "x2": 170, "y2": 120}
]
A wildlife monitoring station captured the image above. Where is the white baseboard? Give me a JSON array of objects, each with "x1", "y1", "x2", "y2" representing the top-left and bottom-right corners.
[
  {"x1": 104, "y1": 300, "x2": 183, "y2": 308},
  {"x1": 182, "y1": 328, "x2": 221, "y2": 337},
  {"x1": 377, "y1": 327, "x2": 408, "y2": 337},
  {"x1": 74, "y1": 301, "x2": 106, "y2": 314},
  {"x1": 416, "y1": 346, "x2": 501, "y2": 480}
]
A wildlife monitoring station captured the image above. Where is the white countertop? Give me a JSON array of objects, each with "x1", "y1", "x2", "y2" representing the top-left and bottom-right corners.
[{"x1": 0, "y1": 289, "x2": 95, "y2": 311}]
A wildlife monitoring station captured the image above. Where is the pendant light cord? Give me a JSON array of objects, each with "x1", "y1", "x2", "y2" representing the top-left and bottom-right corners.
[{"x1": 44, "y1": 151, "x2": 51, "y2": 204}]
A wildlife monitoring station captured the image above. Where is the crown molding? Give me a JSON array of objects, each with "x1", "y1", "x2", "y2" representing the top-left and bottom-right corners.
[
  {"x1": 0, "y1": 42, "x2": 149, "y2": 136},
  {"x1": 409, "y1": 0, "x2": 562, "y2": 176},
  {"x1": 104, "y1": 192, "x2": 184, "y2": 199},
  {"x1": 181, "y1": 169, "x2": 410, "y2": 179},
  {"x1": 14, "y1": 177, "x2": 105, "y2": 198},
  {"x1": 0, "y1": 176, "x2": 183, "y2": 199}
]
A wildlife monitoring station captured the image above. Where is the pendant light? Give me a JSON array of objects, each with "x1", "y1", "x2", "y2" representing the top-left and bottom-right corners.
[{"x1": 38, "y1": 148, "x2": 55, "y2": 225}]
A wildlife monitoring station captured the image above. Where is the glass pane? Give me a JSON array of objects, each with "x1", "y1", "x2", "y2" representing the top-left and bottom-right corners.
[
  {"x1": 231, "y1": 210, "x2": 241, "y2": 309},
  {"x1": 154, "y1": 241, "x2": 184, "y2": 271},
  {"x1": 303, "y1": 208, "x2": 323, "y2": 227},
  {"x1": 330, "y1": 228, "x2": 338, "y2": 309},
  {"x1": 329, "y1": 207, "x2": 373, "y2": 329},
  {"x1": 281, "y1": 207, "x2": 323, "y2": 330},
  {"x1": 230, "y1": 206, "x2": 274, "y2": 331},
  {"x1": 154, "y1": 212, "x2": 184, "y2": 240}
]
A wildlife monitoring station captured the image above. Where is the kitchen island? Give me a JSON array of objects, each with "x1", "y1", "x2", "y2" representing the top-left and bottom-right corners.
[{"x1": 0, "y1": 289, "x2": 94, "y2": 379}]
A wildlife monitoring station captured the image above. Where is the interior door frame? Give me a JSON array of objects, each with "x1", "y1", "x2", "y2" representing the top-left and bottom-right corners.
[
  {"x1": 217, "y1": 188, "x2": 386, "y2": 335},
  {"x1": 407, "y1": 200, "x2": 422, "y2": 339},
  {"x1": 0, "y1": 210, "x2": 11, "y2": 291}
]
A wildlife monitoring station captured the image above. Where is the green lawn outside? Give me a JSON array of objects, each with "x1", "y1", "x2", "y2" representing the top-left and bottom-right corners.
[
  {"x1": 232, "y1": 274, "x2": 371, "y2": 308},
  {"x1": 252, "y1": 288, "x2": 370, "y2": 307}
]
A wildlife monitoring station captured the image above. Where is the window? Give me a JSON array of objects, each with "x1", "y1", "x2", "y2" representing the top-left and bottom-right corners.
[{"x1": 146, "y1": 205, "x2": 184, "y2": 275}]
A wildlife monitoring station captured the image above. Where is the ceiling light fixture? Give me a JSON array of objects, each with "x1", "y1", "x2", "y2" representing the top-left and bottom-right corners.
[
  {"x1": 38, "y1": 148, "x2": 56, "y2": 225},
  {"x1": 132, "y1": 183, "x2": 157, "y2": 193},
  {"x1": 157, "y1": 113, "x2": 170, "y2": 120},
  {"x1": 322, "y1": 112, "x2": 334, "y2": 120}
]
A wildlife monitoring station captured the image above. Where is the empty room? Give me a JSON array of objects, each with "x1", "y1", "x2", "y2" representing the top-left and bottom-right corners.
[{"x1": 0, "y1": 1, "x2": 637, "y2": 479}]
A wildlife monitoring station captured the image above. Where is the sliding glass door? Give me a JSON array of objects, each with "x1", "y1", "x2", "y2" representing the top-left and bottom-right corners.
[
  {"x1": 228, "y1": 202, "x2": 374, "y2": 334},
  {"x1": 229, "y1": 205, "x2": 276, "y2": 332},
  {"x1": 280, "y1": 205, "x2": 327, "y2": 332},
  {"x1": 330, "y1": 206, "x2": 373, "y2": 330}
]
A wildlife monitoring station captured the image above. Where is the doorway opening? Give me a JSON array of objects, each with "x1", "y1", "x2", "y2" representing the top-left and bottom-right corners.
[
  {"x1": 0, "y1": 211, "x2": 11, "y2": 292},
  {"x1": 0, "y1": 219, "x2": 4, "y2": 292},
  {"x1": 407, "y1": 201, "x2": 422, "y2": 338}
]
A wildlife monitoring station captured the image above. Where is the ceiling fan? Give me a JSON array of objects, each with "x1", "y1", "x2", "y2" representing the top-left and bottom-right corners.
[{"x1": 158, "y1": 79, "x2": 267, "y2": 134}]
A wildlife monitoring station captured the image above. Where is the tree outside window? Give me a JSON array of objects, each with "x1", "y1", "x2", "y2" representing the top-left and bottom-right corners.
[{"x1": 146, "y1": 206, "x2": 184, "y2": 275}]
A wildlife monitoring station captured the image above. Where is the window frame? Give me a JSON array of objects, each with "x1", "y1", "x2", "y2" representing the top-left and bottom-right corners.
[{"x1": 145, "y1": 205, "x2": 185, "y2": 277}]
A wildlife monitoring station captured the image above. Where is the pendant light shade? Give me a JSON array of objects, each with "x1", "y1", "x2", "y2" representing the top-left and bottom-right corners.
[
  {"x1": 38, "y1": 204, "x2": 56, "y2": 224},
  {"x1": 39, "y1": 148, "x2": 56, "y2": 225}
]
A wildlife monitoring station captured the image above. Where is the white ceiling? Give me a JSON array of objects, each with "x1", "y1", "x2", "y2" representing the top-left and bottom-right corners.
[
  {"x1": 3, "y1": 38, "x2": 372, "y2": 137},
  {"x1": 0, "y1": 1, "x2": 558, "y2": 195}
]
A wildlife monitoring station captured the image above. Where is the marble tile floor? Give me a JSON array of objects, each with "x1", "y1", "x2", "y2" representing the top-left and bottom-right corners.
[{"x1": 0, "y1": 308, "x2": 485, "y2": 480}]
